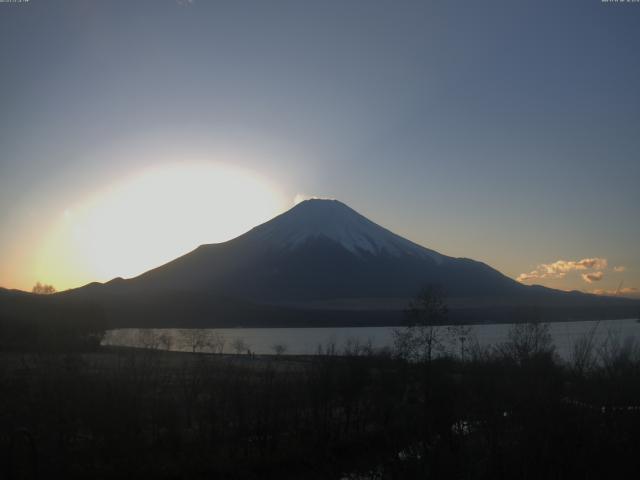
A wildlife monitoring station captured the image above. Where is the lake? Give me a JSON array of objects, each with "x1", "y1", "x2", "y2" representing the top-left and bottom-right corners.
[{"x1": 102, "y1": 318, "x2": 640, "y2": 360}]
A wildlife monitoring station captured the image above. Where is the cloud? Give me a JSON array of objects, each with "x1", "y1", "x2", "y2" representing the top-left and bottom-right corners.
[
  {"x1": 614, "y1": 266, "x2": 626, "y2": 272},
  {"x1": 293, "y1": 193, "x2": 334, "y2": 205},
  {"x1": 592, "y1": 287, "x2": 639, "y2": 298},
  {"x1": 517, "y1": 257, "x2": 608, "y2": 283},
  {"x1": 516, "y1": 272, "x2": 539, "y2": 282},
  {"x1": 581, "y1": 271, "x2": 604, "y2": 284}
]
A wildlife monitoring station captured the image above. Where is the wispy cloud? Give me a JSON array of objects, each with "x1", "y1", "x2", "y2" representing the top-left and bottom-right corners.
[
  {"x1": 581, "y1": 271, "x2": 604, "y2": 284},
  {"x1": 592, "y1": 287, "x2": 639, "y2": 297},
  {"x1": 516, "y1": 272, "x2": 541, "y2": 282},
  {"x1": 614, "y1": 266, "x2": 626, "y2": 272},
  {"x1": 293, "y1": 193, "x2": 334, "y2": 205},
  {"x1": 517, "y1": 257, "x2": 608, "y2": 283}
]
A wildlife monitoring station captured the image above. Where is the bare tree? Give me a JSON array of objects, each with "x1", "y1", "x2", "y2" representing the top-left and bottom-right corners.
[
  {"x1": 598, "y1": 329, "x2": 640, "y2": 378},
  {"x1": 571, "y1": 321, "x2": 600, "y2": 375},
  {"x1": 232, "y1": 337, "x2": 248, "y2": 355},
  {"x1": 316, "y1": 339, "x2": 338, "y2": 356},
  {"x1": 393, "y1": 285, "x2": 448, "y2": 362},
  {"x1": 272, "y1": 343, "x2": 288, "y2": 356},
  {"x1": 185, "y1": 329, "x2": 208, "y2": 353},
  {"x1": 159, "y1": 332, "x2": 173, "y2": 351},
  {"x1": 209, "y1": 331, "x2": 226, "y2": 354},
  {"x1": 497, "y1": 320, "x2": 554, "y2": 364},
  {"x1": 342, "y1": 337, "x2": 374, "y2": 357},
  {"x1": 32, "y1": 282, "x2": 56, "y2": 294},
  {"x1": 446, "y1": 324, "x2": 473, "y2": 360},
  {"x1": 343, "y1": 337, "x2": 363, "y2": 356}
]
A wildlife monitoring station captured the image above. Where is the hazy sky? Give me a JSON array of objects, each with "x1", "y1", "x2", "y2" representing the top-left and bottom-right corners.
[{"x1": 1, "y1": 0, "x2": 639, "y2": 296}]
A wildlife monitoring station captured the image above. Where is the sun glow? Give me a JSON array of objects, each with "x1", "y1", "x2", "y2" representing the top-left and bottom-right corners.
[{"x1": 34, "y1": 164, "x2": 286, "y2": 290}]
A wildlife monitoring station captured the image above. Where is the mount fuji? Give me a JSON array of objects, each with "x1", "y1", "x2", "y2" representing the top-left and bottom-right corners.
[{"x1": 62, "y1": 199, "x2": 636, "y2": 327}]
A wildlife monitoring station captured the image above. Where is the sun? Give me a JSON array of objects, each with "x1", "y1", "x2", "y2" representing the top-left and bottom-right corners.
[{"x1": 35, "y1": 163, "x2": 286, "y2": 290}]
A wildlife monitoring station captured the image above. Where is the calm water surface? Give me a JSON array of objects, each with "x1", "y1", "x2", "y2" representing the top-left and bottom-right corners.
[{"x1": 102, "y1": 318, "x2": 640, "y2": 360}]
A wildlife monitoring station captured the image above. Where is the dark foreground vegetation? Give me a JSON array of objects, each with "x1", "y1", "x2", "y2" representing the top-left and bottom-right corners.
[
  {"x1": 2, "y1": 321, "x2": 640, "y2": 480},
  {"x1": 0, "y1": 290, "x2": 105, "y2": 352}
]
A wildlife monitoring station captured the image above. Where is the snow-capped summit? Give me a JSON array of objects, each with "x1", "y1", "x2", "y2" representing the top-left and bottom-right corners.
[{"x1": 247, "y1": 199, "x2": 444, "y2": 263}]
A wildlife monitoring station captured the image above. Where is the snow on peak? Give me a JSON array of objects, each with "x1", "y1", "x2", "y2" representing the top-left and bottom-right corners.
[{"x1": 248, "y1": 199, "x2": 444, "y2": 263}]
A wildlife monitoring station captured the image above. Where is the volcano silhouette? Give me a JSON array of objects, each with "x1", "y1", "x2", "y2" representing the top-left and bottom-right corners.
[{"x1": 63, "y1": 199, "x2": 636, "y2": 326}]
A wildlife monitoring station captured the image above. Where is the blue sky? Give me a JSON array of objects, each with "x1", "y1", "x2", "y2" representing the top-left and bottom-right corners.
[{"x1": 1, "y1": 0, "x2": 638, "y2": 295}]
